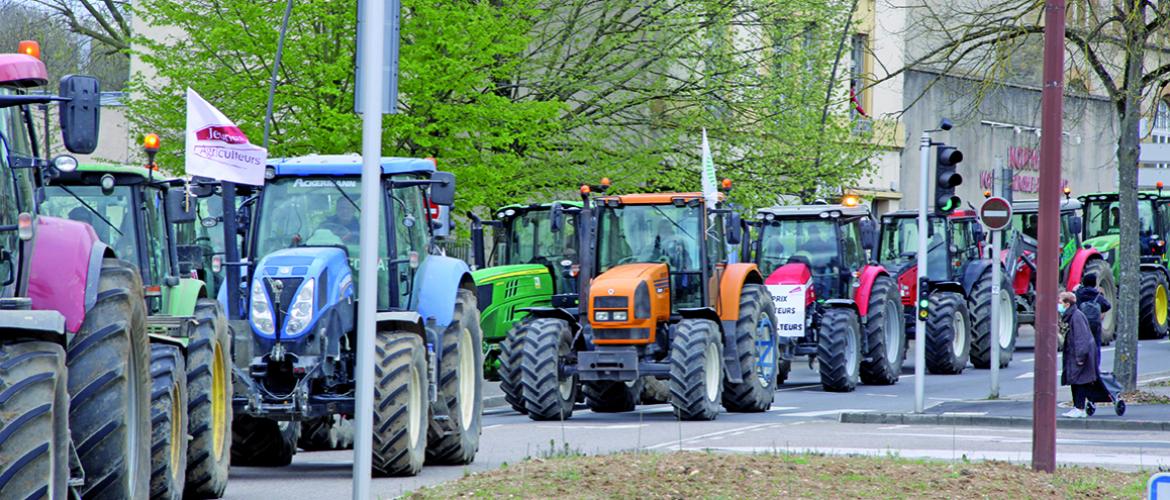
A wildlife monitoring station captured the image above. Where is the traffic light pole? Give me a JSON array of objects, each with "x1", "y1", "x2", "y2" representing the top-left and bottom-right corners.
[{"x1": 915, "y1": 131, "x2": 929, "y2": 414}]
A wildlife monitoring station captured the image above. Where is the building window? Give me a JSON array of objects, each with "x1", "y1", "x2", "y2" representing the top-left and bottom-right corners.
[
  {"x1": 1154, "y1": 100, "x2": 1170, "y2": 168},
  {"x1": 850, "y1": 34, "x2": 869, "y2": 120}
]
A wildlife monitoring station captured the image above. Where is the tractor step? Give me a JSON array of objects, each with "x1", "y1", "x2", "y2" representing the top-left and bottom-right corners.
[{"x1": 145, "y1": 315, "x2": 196, "y2": 338}]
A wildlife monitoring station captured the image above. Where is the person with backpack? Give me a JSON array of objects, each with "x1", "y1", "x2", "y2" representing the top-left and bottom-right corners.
[
  {"x1": 1060, "y1": 291, "x2": 1099, "y2": 418},
  {"x1": 1074, "y1": 273, "x2": 1112, "y2": 348}
]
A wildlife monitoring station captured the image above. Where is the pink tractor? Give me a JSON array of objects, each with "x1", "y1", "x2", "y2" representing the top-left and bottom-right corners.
[{"x1": 0, "y1": 42, "x2": 152, "y2": 498}]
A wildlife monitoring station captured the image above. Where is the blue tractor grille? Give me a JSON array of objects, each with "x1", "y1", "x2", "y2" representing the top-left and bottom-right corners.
[{"x1": 264, "y1": 277, "x2": 304, "y2": 330}]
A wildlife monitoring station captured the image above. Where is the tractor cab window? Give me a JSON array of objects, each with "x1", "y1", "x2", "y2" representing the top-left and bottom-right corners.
[
  {"x1": 390, "y1": 182, "x2": 427, "y2": 307},
  {"x1": 1085, "y1": 199, "x2": 1154, "y2": 240},
  {"x1": 840, "y1": 220, "x2": 866, "y2": 272},
  {"x1": 1011, "y1": 212, "x2": 1040, "y2": 241},
  {"x1": 0, "y1": 87, "x2": 37, "y2": 291},
  {"x1": 878, "y1": 216, "x2": 948, "y2": 280},
  {"x1": 503, "y1": 208, "x2": 577, "y2": 267},
  {"x1": 41, "y1": 185, "x2": 142, "y2": 266},
  {"x1": 758, "y1": 218, "x2": 839, "y2": 297},
  {"x1": 597, "y1": 203, "x2": 702, "y2": 308},
  {"x1": 707, "y1": 211, "x2": 728, "y2": 264},
  {"x1": 0, "y1": 87, "x2": 35, "y2": 175},
  {"x1": 143, "y1": 187, "x2": 172, "y2": 286}
]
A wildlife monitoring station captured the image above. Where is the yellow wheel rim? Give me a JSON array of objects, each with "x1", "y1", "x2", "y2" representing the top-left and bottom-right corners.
[
  {"x1": 1157, "y1": 285, "x2": 1168, "y2": 326},
  {"x1": 211, "y1": 341, "x2": 228, "y2": 457},
  {"x1": 170, "y1": 381, "x2": 184, "y2": 479}
]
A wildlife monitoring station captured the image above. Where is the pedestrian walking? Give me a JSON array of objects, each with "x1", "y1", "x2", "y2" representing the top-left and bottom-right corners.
[
  {"x1": 1060, "y1": 291, "x2": 1099, "y2": 418},
  {"x1": 1074, "y1": 273, "x2": 1111, "y2": 348}
]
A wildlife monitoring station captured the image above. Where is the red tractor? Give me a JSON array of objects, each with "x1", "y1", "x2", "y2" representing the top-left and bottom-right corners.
[
  {"x1": 755, "y1": 204, "x2": 905, "y2": 392},
  {"x1": 876, "y1": 210, "x2": 1017, "y2": 373}
]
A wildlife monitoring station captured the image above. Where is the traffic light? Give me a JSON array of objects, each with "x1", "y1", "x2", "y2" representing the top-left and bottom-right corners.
[{"x1": 935, "y1": 144, "x2": 963, "y2": 213}]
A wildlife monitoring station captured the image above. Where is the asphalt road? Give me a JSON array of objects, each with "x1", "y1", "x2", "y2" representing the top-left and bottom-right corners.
[{"x1": 223, "y1": 330, "x2": 1170, "y2": 499}]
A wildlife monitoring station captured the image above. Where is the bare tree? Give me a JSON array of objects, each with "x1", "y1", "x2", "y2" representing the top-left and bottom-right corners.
[{"x1": 29, "y1": 0, "x2": 131, "y2": 53}]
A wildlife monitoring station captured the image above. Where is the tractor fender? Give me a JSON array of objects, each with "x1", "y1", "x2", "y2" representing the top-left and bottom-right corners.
[
  {"x1": 412, "y1": 255, "x2": 474, "y2": 328},
  {"x1": 824, "y1": 298, "x2": 858, "y2": 312},
  {"x1": 959, "y1": 259, "x2": 994, "y2": 296},
  {"x1": 521, "y1": 306, "x2": 581, "y2": 332},
  {"x1": 0, "y1": 309, "x2": 66, "y2": 344},
  {"x1": 28, "y1": 216, "x2": 110, "y2": 333},
  {"x1": 930, "y1": 281, "x2": 965, "y2": 296},
  {"x1": 1064, "y1": 248, "x2": 1102, "y2": 291},
  {"x1": 679, "y1": 306, "x2": 743, "y2": 383},
  {"x1": 764, "y1": 262, "x2": 815, "y2": 306},
  {"x1": 852, "y1": 264, "x2": 888, "y2": 317},
  {"x1": 1140, "y1": 262, "x2": 1169, "y2": 281},
  {"x1": 718, "y1": 263, "x2": 764, "y2": 322},
  {"x1": 375, "y1": 310, "x2": 426, "y2": 337},
  {"x1": 166, "y1": 278, "x2": 208, "y2": 317}
]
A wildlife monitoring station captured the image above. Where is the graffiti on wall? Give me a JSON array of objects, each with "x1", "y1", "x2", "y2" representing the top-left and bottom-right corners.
[{"x1": 979, "y1": 146, "x2": 1069, "y2": 193}]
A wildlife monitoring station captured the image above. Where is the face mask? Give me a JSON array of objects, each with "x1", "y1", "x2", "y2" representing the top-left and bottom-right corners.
[{"x1": 1057, "y1": 304, "x2": 1067, "y2": 314}]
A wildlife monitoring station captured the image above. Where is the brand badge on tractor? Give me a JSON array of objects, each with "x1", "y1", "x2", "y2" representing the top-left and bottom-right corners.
[
  {"x1": 607, "y1": 288, "x2": 615, "y2": 295},
  {"x1": 533, "y1": 276, "x2": 542, "y2": 289}
]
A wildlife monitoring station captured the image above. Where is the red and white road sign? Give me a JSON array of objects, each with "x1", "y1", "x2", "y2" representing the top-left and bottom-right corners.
[{"x1": 979, "y1": 196, "x2": 1012, "y2": 231}]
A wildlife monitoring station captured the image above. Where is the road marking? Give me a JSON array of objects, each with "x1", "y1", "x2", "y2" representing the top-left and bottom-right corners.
[
  {"x1": 483, "y1": 424, "x2": 503, "y2": 430},
  {"x1": 864, "y1": 393, "x2": 898, "y2": 398},
  {"x1": 644, "y1": 423, "x2": 779, "y2": 450},
  {"x1": 1016, "y1": 371, "x2": 1034, "y2": 379},
  {"x1": 768, "y1": 406, "x2": 800, "y2": 411},
  {"x1": 536, "y1": 424, "x2": 649, "y2": 430},
  {"x1": 775, "y1": 384, "x2": 822, "y2": 392},
  {"x1": 927, "y1": 397, "x2": 962, "y2": 402},
  {"x1": 1160, "y1": 340, "x2": 1170, "y2": 344},
  {"x1": 781, "y1": 409, "x2": 872, "y2": 417},
  {"x1": 1022, "y1": 357, "x2": 1035, "y2": 363},
  {"x1": 877, "y1": 425, "x2": 911, "y2": 430},
  {"x1": 940, "y1": 412, "x2": 988, "y2": 416},
  {"x1": 1101, "y1": 347, "x2": 1115, "y2": 352}
]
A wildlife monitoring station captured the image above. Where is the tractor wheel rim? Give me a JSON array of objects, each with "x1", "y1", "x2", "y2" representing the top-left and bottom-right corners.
[
  {"x1": 170, "y1": 381, "x2": 184, "y2": 478},
  {"x1": 126, "y1": 344, "x2": 142, "y2": 495},
  {"x1": 558, "y1": 373, "x2": 573, "y2": 400},
  {"x1": 212, "y1": 341, "x2": 228, "y2": 457},
  {"x1": 408, "y1": 360, "x2": 422, "y2": 446},
  {"x1": 755, "y1": 315, "x2": 775, "y2": 389},
  {"x1": 1102, "y1": 280, "x2": 1116, "y2": 334},
  {"x1": 845, "y1": 323, "x2": 858, "y2": 379},
  {"x1": 998, "y1": 290, "x2": 1014, "y2": 350},
  {"x1": 884, "y1": 299, "x2": 900, "y2": 362},
  {"x1": 952, "y1": 310, "x2": 967, "y2": 356},
  {"x1": 458, "y1": 328, "x2": 476, "y2": 428},
  {"x1": 1157, "y1": 285, "x2": 1168, "y2": 326},
  {"x1": 704, "y1": 342, "x2": 720, "y2": 403}
]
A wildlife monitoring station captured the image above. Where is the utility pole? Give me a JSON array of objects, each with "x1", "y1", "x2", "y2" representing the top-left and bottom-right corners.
[{"x1": 1033, "y1": 0, "x2": 1065, "y2": 474}]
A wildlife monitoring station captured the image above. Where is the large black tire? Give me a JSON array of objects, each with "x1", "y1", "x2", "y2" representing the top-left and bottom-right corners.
[
  {"x1": 498, "y1": 319, "x2": 527, "y2": 414},
  {"x1": 582, "y1": 379, "x2": 641, "y2": 412},
  {"x1": 372, "y1": 332, "x2": 428, "y2": 477},
  {"x1": 817, "y1": 307, "x2": 862, "y2": 392},
  {"x1": 776, "y1": 358, "x2": 792, "y2": 385},
  {"x1": 230, "y1": 416, "x2": 298, "y2": 466},
  {"x1": 722, "y1": 284, "x2": 777, "y2": 412},
  {"x1": 970, "y1": 267, "x2": 1018, "y2": 369},
  {"x1": 0, "y1": 340, "x2": 70, "y2": 499},
  {"x1": 425, "y1": 289, "x2": 483, "y2": 465},
  {"x1": 299, "y1": 415, "x2": 354, "y2": 451},
  {"x1": 149, "y1": 344, "x2": 188, "y2": 500},
  {"x1": 925, "y1": 292, "x2": 971, "y2": 375},
  {"x1": 68, "y1": 258, "x2": 151, "y2": 499},
  {"x1": 519, "y1": 318, "x2": 578, "y2": 421},
  {"x1": 185, "y1": 299, "x2": 232, "y2": 498},
  {"x1": 860, "y1": 275, "x2": 906, "y2": 385},
  {"x1": 640, "y1": 376, "x2": 670, "y2": 404},
  {"x1": 669, "y1": 318, "x2": 723, "y2": 421},
  {"x1": 1139, "y1": 271, "x2": 1169, "y2": 339},
  {"x1": 1087, "y1": 260, "x2": 1116, "y2": 345}
]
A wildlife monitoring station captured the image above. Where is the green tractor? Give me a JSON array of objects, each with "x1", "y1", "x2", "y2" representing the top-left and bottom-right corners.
[
  {"x1": 1079, "y1": 190, "x2": 1170, "y2": 339},
  {"x1": 469, "y1": 202, "x2": 581, "y2": 385},
  {"x1": 40, "y1": 162, "x2": 234, "y2": 498}
]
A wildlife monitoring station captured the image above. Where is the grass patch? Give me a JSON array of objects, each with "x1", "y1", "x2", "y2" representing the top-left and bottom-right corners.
[
  {"x1": 410, "y1": 451, "x2": 1148, "y2": 499},
  {"x1": 1121, "y1": 389, "x2": 1170, "y2": 404},
  {"x1": 1144, "y1": 378, "x2": 1170, "y2": 388}
]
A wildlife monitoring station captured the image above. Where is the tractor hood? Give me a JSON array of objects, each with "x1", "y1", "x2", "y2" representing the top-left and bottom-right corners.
[
  {"x1": 587, "y1": 263, "x2": 670, "y2": 344},
  {"x1": 1081, "y1": 235, "x2": 1118, "y2": 263},
  {"x1": 471, "y1": 263, "x2": 549, "y2": 285},
  {"x1": 249, "y1": 246, "x2": 354, "y2": 341}
]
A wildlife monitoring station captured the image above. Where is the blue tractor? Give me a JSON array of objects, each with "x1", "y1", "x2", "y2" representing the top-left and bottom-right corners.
[{"x1": 223, "y1": 155, "x2": 482, "y2": 476}]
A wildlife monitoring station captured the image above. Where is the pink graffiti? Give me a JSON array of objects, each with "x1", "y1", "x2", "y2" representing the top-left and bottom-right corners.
[{"x1": 978, "y1": 169, "x2": 1068, "y2": 194}]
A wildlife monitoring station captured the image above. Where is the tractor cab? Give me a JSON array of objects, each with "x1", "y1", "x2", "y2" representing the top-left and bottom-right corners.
[
  {"x1": 754, "y1": 204, "x2": 872, "y2": 301},
  {"x1": 877, "y1": 210, "x2": 982, "y2": 293},
  {"x1": 1079, "y1": 191, "x2": 1170, "y2": 266}
]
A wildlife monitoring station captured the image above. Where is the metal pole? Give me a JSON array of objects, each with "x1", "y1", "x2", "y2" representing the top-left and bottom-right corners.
[
  {"x1": 991, "y1": 228, "x2": 1001, "y2": 398},
  {"x1": 263, "y1": 0, "x2": 295, "y2": 148},
  {"x1": 353, "y1": 0, "x2": 384, "y2": 496},
  {"x1": 1033, "y1": 0, "x2": 1065, "y2": 473},
  {"x1": 915, "y1": 132, "x2": 930, "y2": 413}
]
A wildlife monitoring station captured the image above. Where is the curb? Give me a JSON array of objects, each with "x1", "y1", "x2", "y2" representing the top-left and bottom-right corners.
[
  {"x1": 839, "y1": 412, "x2": 1170, "y2": 431},
  {"x1": 484, "y1": 394, "x2": 507, "y2": 410}
]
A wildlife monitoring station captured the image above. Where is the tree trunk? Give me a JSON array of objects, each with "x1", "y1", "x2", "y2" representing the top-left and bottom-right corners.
[{"x1": 1113, "y1": 42, "x2": 1146, "y2": 392}]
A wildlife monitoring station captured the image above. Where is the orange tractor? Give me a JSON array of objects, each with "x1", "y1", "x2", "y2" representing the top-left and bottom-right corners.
[{"x1": 503, "y1": 182, "x2": 777, "y2": 421}]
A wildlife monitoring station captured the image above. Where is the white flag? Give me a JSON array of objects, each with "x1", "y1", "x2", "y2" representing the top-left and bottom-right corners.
[
  {"x1": 185, "y1": 88, "x2": 267, "y2": 186},
  {"x1": 700, "y1": 128, "x2": 717, "y2": 210}
]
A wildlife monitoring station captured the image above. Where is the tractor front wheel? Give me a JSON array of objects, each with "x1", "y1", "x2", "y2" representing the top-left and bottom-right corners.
[
  {"x1": 1139, "y1": 271, "x2": 1170, "y2": 339},
  {"x1": 148, "y1": 344, "x2": 188, "y2": 500},
  {"x1": 722, "y1": 284, "x2": 778, "y2": 412},
  {"x1": 970, "y1": 267, "x2": 1017, "y2": 369},
  {"x1": 372, "y1": 332, "x2": 428, "y2": 476},
  {"x1": 669, "y1": 318, "x2": 723, "y2": 420},
  {"x1": 426, "y1": 289, "x2": 483, "y2": 465},
  {"x1": 0, "y1": 340, "x2": 70, "y2": 499},
  {"x1": 519, "y1": 318, "x2": 578, "y2": 421},
  {"x1": 925, "y1": 292, "x2": 971, "y2": 375},
  {"x1": 860, "y1": 275, "x2": 906, "y2": 385},
  {"x1": 498, "y1": 320, "x2": 527, "y2": 414},
  {"x1": 817, "y1": 307, "x2": 862, "y2": 392},
  {"x1": 185, "y1": 299, "x2": 233, "y2": 498}
]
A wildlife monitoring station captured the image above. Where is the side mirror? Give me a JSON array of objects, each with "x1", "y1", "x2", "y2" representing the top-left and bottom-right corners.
[
  {"x1": 201, "y1": 216, "x2": 219, "y2": 228},
  {"x1": 972, "y1": 224, "x2": 986, "y2": 244},
  {"x1": 550, "y1": 203, "x2": 564, "y2": 233},
  {"x1": 166, "y1": 189, "x2": 196, "y2": 224},
  {"x1": 727, "y1": 212, "x2": 743, "y2": 246},
  {"x1": 1069, "y1": 216, "x2": 1083, "y2": 237},
  {"x1": 58, "y1": 75, "x2": 101, "y2": 154},
  {"x1": 430, "y1": 171, "x2": 456, "y2": 206},
  {"x1": 859, "y1": 219, "x2": 877, "y2": 252}
]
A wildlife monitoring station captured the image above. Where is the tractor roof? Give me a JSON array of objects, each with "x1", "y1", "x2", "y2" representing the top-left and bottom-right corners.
[
  {"x1": 595, "y1": 192, "x2": 720, "y2": 205},
  {"x1": 756, "y1": 204, "x2": 870, "y2": 219},
  {"x1": 76, "y1": 163, "x2": 154, "y2": 180},
  {"x1": 269, "y1": 154, "x2": 436, "y2": 177},
  {"x1": 883, "y1": 209, "x2": 977, "y2": 220},
  {"x1": 0, "y1": 54, "x2": 48, "y2": 88},
  {"x1": 1010, "y1": 198, "x2": 1082, "y2": 213},
  {"x1": 497, "y1": 200, "x2": 583, "y2": 213},
  {"x1": 50, "y1": 163, "x2": 182, "y2": 188},
  {"x1": 1078, "y1": 191, "x2": 1169, "y2": 202}
]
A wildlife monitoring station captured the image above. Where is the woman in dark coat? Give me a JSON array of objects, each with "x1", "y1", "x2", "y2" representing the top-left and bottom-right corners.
[{"x1": 1060, "y1": 291, "x2": 1099, "y2": 418}]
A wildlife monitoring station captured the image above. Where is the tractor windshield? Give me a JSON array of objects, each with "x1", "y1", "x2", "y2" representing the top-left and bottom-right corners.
[
  {"x1": 0, "y1": 87, "x2": 37, "y2": 291},
  {"x1": 597, "y1": 203, "x2": 702, "y2": 307},
  {"x1": 501, "y1": 208, "x2": 577, "y2": 266},
  {"x1": 878, "y1": 216, "x2": 948, "y2": 279},
  {"x1": 40, "y1": 185, "x2": 142, "y2": 265},
  {"x1": 756, "y1": 219, "x2": 838, "y2": 276},
  {"x1": 1084, "y1": 199, "x2": 1153, "y2": 240}
]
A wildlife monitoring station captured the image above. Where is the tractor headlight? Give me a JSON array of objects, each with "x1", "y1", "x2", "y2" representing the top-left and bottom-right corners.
[
  {"x1": 285, "y1": 278, "x2": 315, "y2": 336},
  {"x1": 250, "y1": 281, "x2": 275, "y2": 335},
  {"x1": 612, "y1": 311, "x2": 628, "y2": 321},
  {"x1": 594, "y1": 311, "x2": 610, "y2": 321}
]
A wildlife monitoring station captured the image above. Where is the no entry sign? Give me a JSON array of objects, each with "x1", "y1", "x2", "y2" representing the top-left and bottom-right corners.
[{"x1": 980, "y1": 196, "x2": 1012, "y2": 231}]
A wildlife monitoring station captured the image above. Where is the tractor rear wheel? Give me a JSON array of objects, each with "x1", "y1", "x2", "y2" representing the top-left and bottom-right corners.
[
  {"x1": 860, "y1": 275, "x2": 905, "y2": 385},
  {"x1": 231, "y1": 416, "x2": 298, "y2": 466},
  {"x1": 722, "y1": 284, "x2": 777, "y2": 412},
  {"x1": 185, "y1": 299, "x2": 232, "y2": 498},
  {"x1": 640, "y1": 377, "x2": 670, "y2": 404},
  {"x1": 498, "y1": 319, "x2": 527, "y2": 414},
  {"x1": 669, "y1": 318, "x2": 723, "y2": 420},
  {"x1": 970, "y1": 267, "x2": 1017, "y2": 369},
  {"x1": 148, "y1": 344, "x2": 188, "y2": 500},
  {"x1": 299, "y1": 415, "x2": 354, "y2": 451},
  {"x1": 372, "y1": 332, "x2": 428, "y2": 476},
  {"x1": 582, "y1": 379, "x2": 641, "y2": 412},
  {"x1": 1139, "y1": 271, "x2": 1169, "y2": 339},
  {"x1": 1087, "y1": 260, "x2": 1116, "y2": 345},
  {"x1": 426, "y1": 289, "x2": 483, "y2": 465},
  {"x1": 817, "y1": 307, "x2": 861, "y2": 392},
  {"x1": 925, "y1": 292, "x2": 970, "y2": 374},
  {"x1": 0, "y1": 340, "x2": 70, "y2": 499},
  {"x1": 68, "y1": 258, "x2": 151, "y2": 499},
  {"x1": 519, "y1": 318, "x2": 578, "y2": 421}
]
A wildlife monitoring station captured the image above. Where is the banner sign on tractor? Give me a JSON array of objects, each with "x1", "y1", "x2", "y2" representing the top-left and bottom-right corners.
[
  {"x1": 185, "y1": 88, "x2": 267, "y2": 186},
  {"x1": 766, "y1": 284, "x2": 806, "y2": 337}
]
